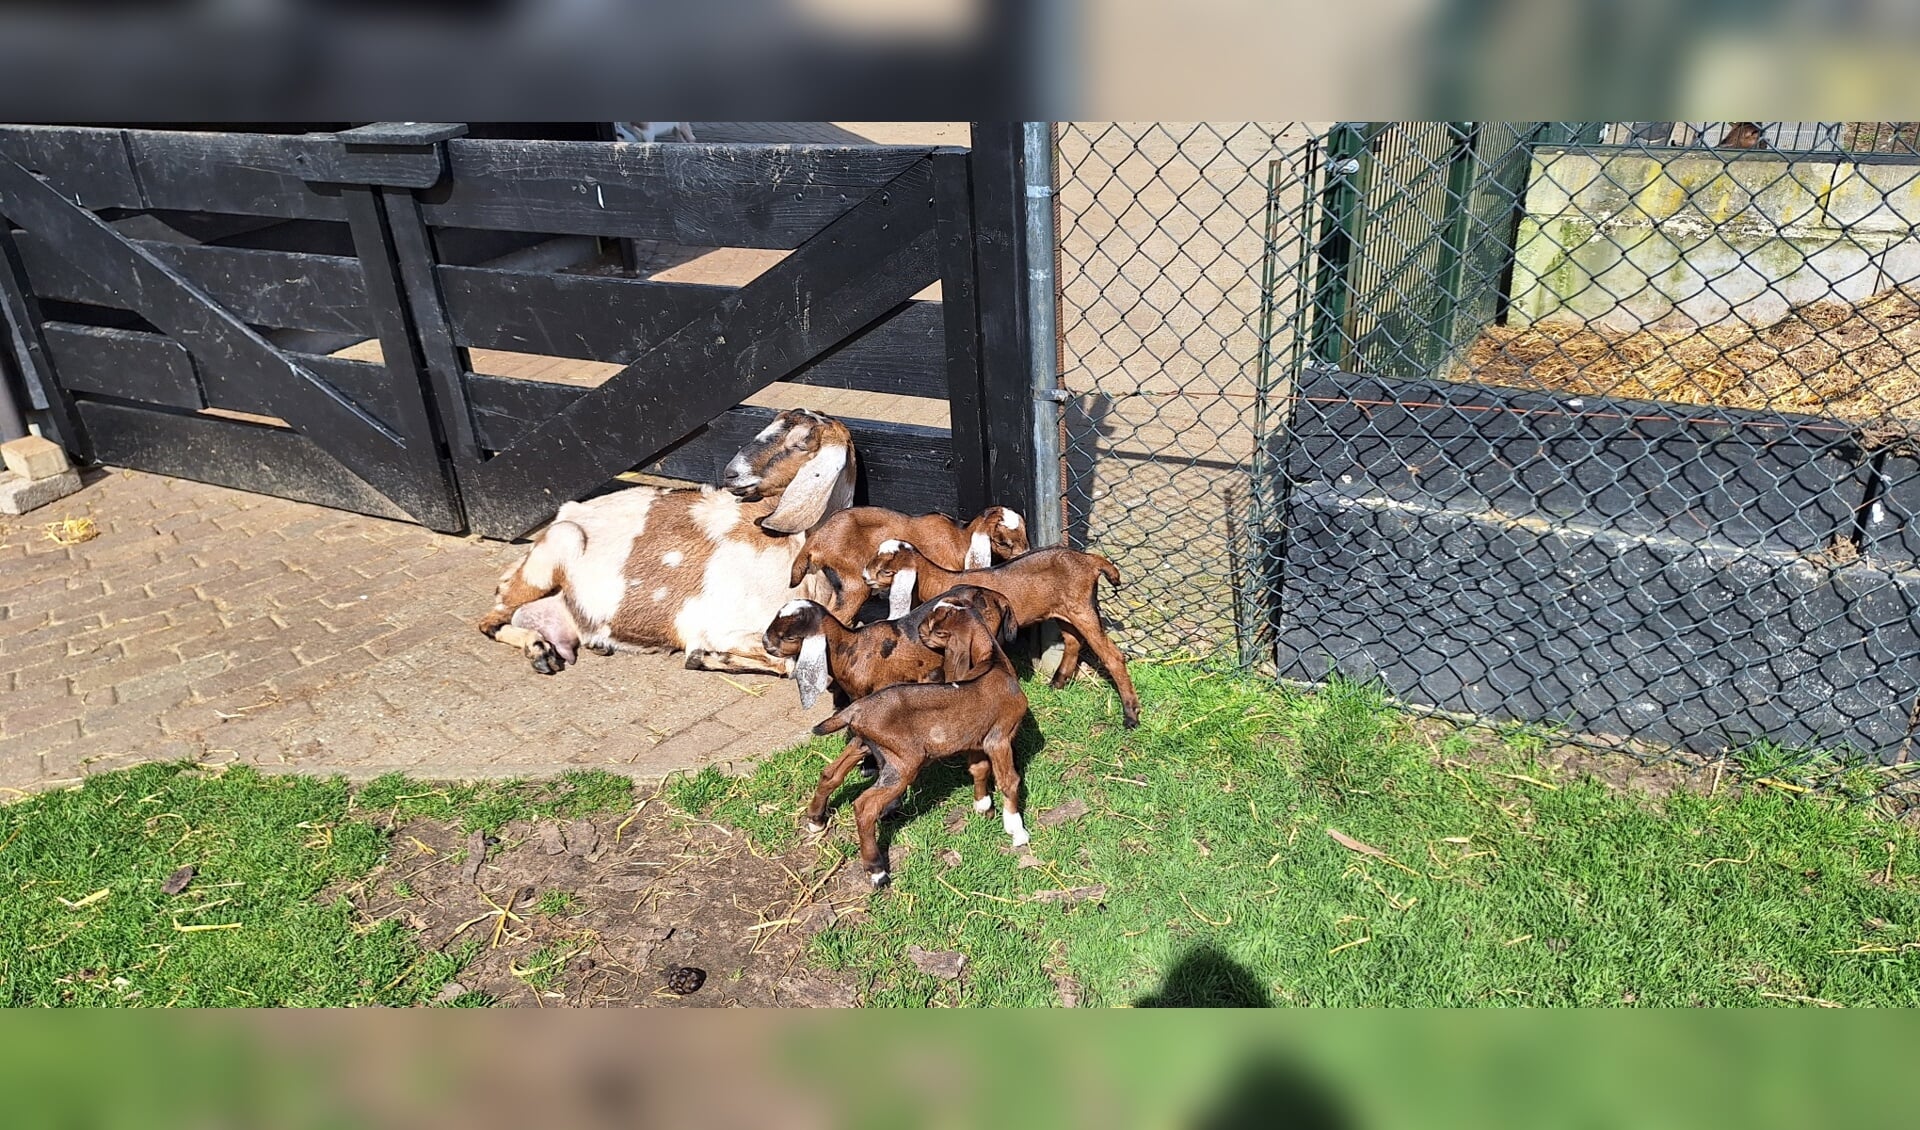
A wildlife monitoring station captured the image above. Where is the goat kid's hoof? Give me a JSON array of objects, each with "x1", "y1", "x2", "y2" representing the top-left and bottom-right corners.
[
  {"x1": 528, "y1": 642, "x2": 566, "y2": 675},
  {"x1": 858, "y1": 758, "x2": 880, "y2": 781},
  {"x1": 973, "y1": 796, "x2": 993, "y2": 814},
  {"x1": 585, "y1": 641, "x2": 617, "y2": 657},
  {"x1": 803, "y1": 815, "x2": 828, "y2": 834},
  {"x1": 1122, "y1": 713, "x2": 1140, "y2": 730},
  {"x1": 867, "y1": 868, "x2": 890, "y2": 888}
]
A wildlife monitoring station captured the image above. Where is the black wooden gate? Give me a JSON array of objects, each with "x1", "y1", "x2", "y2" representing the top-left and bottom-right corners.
[{"x1": 0, "y1": 123, "x2": 1040, "y2": 540}]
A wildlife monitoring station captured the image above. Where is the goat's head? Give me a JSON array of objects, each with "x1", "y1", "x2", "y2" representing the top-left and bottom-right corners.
[
  {"x1": 917, "y1": 584, "x2": 1017, "y2": 647},
  {"x1": 722, "y1": 409, "x2": 857, "y2": 534},
  {"x1": 763, "y1": 599, "x2": 833, "y2": 708},
  {"x1": 975, "y1": 506, "x2": 1031, "y2": 561},
  {"x1": 864, "y1": 539, "x2": 926, "y2": 619},
  {"x1": 915, "y1": 594, "x2": 1011, "y2": 683}
]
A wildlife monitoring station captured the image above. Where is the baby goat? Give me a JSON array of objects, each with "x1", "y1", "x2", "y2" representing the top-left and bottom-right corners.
[
  {"x1": 812, "y1": 595, "x2": 1030, "y2": 885},
  {"x1": 764, "y1": 587, "x2": 1018, "y2": 831},
  {"x1": 788, "y1": 505, "x2": 1028, "y2": 622},
  {"x1": 864, "y1": 542, "x2": 1142, "y2": 728}
]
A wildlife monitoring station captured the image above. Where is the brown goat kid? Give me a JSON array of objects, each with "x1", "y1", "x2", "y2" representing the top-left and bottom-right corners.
[
  {"x1": 864, "y1": 541, "x2": 1142, "y2": 728},
  {"x1": 789, "y1": 505, "x2": 1028, "y2": 621},
  {"x1": 812, "y1": 597, "x2": 1031, "y2": 884},
  {"x1": 764, "y1": 587, "x2": 1018, "y2": 831}
]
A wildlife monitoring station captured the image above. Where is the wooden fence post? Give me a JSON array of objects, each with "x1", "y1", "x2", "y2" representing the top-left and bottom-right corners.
[{"x1": 960, "y1": 122, "x2": 1039, "y2": 520}]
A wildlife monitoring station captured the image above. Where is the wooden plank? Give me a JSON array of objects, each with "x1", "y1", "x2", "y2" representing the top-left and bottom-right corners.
[
  {"x1": 78, "y1": 399, "x2": 410, "y2": 521},
  {"x1": 0, "y1": 229, "x2": 89, "y2": 457},
  {"x1": 933, "y1": 148, "x2": 988, "y2": 517},
  {"x1": 456, "y1": 156, "x2": 943, "y2": 538},
  {"x1": 340, "y1": 185, "x2": 464, "y2": 532},
  {"x1": 465, "y1": 389, "x2": 955, "y2": 512},
  {"x1": 41, "y1": 322, "x2": 202, "y2": 409},
  {"x1": 14, "y1": 232, "x2": 371, "y2": 334},
  {"x1": 0, "y1": 125, "x2": 142, "y2": 209},
  {"x1": 967, "y1": 124, "x2": 1038, "y2": 518},
  {"x1": 380, "y1": 188, "x2": 482, "y2": 461},
  {"x1": 438, "y1": 265, "x2": 723, "y2": 360},
  {"x1": 121, "y1": 130, "x2": 349, "y2": 220},
  {"x1": 443, "y1": 264, "x2": 947, "y2": 398},
  {"x1": 422, "y1": 138, "x2": 932, "y2": 248},
  {"x1": 0, "y1": 154, "x2": 450, "y2": 526}
]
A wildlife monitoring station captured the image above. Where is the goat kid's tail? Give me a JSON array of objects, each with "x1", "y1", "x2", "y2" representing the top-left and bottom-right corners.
[
  {"x1": 812, "y1": 709, "x2": 853, "y2": 736},
  {"x1": 1094, "y1": 553, "x2": 1121, "y2": 587}
]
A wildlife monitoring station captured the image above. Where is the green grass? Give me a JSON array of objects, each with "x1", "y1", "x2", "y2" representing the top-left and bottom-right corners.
[
  {"x1": 0, "y1": 764, "x2": 633, "y2": 1007},
  {"x1": 534, "y1": 889, "x2": 579, "y2": 916},
  {"x1": 671, "y1": 664, "x2": 1920, "y2": 1007}
]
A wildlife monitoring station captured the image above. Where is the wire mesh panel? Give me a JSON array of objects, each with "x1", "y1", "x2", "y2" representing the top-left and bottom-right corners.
[
  {"x1": 1255, "y1": 122, "x2": 1920, "y2": 775},
  {"x1": 1053, "y1": 123, "x2": 1321, "y2": 661}
]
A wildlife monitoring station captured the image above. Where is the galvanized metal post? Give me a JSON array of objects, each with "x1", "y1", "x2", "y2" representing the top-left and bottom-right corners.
[{"x1": 1022, "y1": 121, "x2": 1062, "y2": 549}]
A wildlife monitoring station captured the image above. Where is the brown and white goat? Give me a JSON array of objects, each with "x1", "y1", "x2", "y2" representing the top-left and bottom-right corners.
[
  {"x1": 787, "y1": 505, "x2": 1029, "y2": 621},
  {"x1": 764, "y1": 586, "x2": 1018, "y2": 830},
  {"x1": 864, "y1": 541, "x2": 1142, "y2": 728},
  {"x1": 479, "y1": 409, "x2": 856, "y2": 677},
  {"x1": 812, "y1": 595, "x2": 1031, "y2": 885}
]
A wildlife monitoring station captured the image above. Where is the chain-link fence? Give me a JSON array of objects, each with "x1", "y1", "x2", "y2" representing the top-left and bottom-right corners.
[{"x1": 1056, "y1": 121, "x2": 1920, "y2": 781}]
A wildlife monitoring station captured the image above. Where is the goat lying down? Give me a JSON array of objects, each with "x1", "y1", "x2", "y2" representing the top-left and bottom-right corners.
[
  {"x1": 788, "y1": 505, "x2": 1029, "y2": 622},
  {"x1": 864, "y1": 541, "x2": 1142, "y2": 728},
  {"x1": 480, "y1": 409, "x2": 856, "y2": 677},
  {"x1": 812, "y1": 594, "x2": 1031, "y2": 885}
]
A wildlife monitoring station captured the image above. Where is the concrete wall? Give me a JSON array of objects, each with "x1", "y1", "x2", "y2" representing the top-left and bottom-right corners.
[{"x1": 1510, "y1": 149, "x2": 1920, "y2": 329}]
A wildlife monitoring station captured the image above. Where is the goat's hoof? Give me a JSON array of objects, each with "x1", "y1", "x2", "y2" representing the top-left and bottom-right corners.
[
  {"x1": 803, "y1": 816, "x2": 828, "y2": 834},
  {"x1": 585, "y1": 641, "x2": 616, "y2": 657},
  {"x1": 973, "y1": 796, "x2": 993, "y2": 814},
  {"x1": 528, "y1": 642, "x2": 564, "y2": 675},
  {"x1": 867, "y1": 868, "x2": 890, "y2": 888},
  {"x1": 1050, "y1": 673, "x2": 1073, "y2": 691},
  {"x1": 1122, "y1": 713, "x2": 1140, "y2": 729},
  {"x1": 683, "y1": 649, "x2": 711, "y2": 670}
]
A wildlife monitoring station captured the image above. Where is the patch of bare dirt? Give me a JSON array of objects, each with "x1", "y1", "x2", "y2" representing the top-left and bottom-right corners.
[
  {"x1": 346, "y1": 805, "x2": 866, "y2": 1007},
  {"x1": 1405, "y1": 715, "x2": 1718, "y2": 802}
]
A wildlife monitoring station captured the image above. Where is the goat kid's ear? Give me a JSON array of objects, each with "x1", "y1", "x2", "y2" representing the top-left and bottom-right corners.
[
  {"x1": 762, "y1": 443, "x2": 852, "y2": 534},
  {"x1": 964, "y1": 530, "x2": 991, "y2": 570},
  {"x1": 940, "y1": 623, "x2": 995, "y2": 682},
  {"x1": 794, "y1": 633, "x2": 830, "y2": 709},
  {"x1": 887, "y1": 568, "x2": 917, "y2": 620}
]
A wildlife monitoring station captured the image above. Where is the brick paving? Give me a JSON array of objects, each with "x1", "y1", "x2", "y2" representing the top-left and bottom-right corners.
[{"x1": 0, "y1": 469, "x2": 829, "y2": 793}]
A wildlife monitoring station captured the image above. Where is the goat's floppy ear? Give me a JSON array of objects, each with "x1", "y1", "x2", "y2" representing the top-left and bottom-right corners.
[
  {"x1": 993, "y1": 594, "x2": 1020, "y2": 644},
  {"x1": 941, "y1": 620, "x2": 997, "y2": 683},
  {"x1": 793, "y1": 632, "x2": 830, "y2": 709},
  {"x1": 762, "y1": 443, "x2": 852, "y2": 534},
  {"x1": 887, "y1": 568, "x2": 917, "y2": 620}
]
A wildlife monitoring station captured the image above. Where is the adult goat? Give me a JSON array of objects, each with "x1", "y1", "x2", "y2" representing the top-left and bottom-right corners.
[{"x1": 480, "y1": 408, "x2": 857, "y2": 677}]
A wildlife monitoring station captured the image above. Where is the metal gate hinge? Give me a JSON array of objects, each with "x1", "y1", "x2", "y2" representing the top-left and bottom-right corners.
[{"x1": 1036, "y1": 388, "x2": 1071, "y2": 404}]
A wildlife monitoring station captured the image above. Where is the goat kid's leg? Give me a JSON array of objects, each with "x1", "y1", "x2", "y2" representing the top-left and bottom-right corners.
[
  {"x1": 850, "y1": 758, "x2": 914, "y2": 885},
  {"x1": 967, "y1": 754, "x2": 996, "y2": 813},
  {"x1": 1060, "y1": 613, "x2": 1141, "y2": 729},
  {"x1": 479, "y1": 521, "x2": 582, "y2": 638},
  {"x1": 1050, "y1": 630, "x2": 1084, "y2": 689},
  {"x1": 804, "y1": 738, "x2": 870, "y2": 831},
  {"x1": 984, "y1": 737, "x2": 1026, "y2": 847},
  {"x1": 507, "y1": 596, "x2": 581, "y2": 675}
]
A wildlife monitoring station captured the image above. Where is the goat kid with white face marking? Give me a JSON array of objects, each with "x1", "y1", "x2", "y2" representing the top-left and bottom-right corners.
[
  {"x1": 787, "y1": 505, "x2": 1029, "y2": 623},
  {"x1": 479, "y1": 409, "x2": 857, "y2": 678},
  {"x1": 811, "y1": 597, "x2": 1031, "y2": 885}
]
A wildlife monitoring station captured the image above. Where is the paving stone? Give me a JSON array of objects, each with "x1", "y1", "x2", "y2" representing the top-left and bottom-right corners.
[{"x1": 0, "y1": 468, "x2": 825, "y2": 792}]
